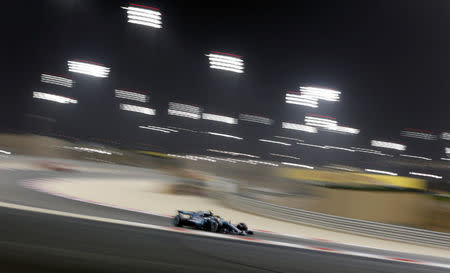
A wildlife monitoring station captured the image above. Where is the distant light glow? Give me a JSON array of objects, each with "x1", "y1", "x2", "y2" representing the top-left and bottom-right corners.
[
  {"x1": 281, "y1": 162, "x2": 314, "y2": 169},
  {"x1": 282, "y1": 122, "x2": 317, "y2": 133},
  {"x1": 41, "y1": 74, "x2": 73, "y2": 88},
  {"x1": 122, "y1": 5, "x2": 162, "y2": 29},
  {"x1": 115, "y1": 89, "x2": 148, "y2": 103},
  {"x1": 300, "y1": 86, "x2": 341, "y2": 102},
  {"x1": 207, "y1": 132, "x2": 243, "y2": 140},
  {"x1": 120, "y1": 104, "x2": 155, "y2": 115},
  {"x1": 68, "y1": 60, "x2": 110, "y2": 78},
  {"x1": 206, "y1": 53, "x2": 244, "y2": 73},
  {"x1": 409, "y1": 172, "x2": 442, "y2": 179},
  {"x1": 168, "y1": 102, "x2": 201, "y2": 119},
  {"x1": 202, "y1": 113, "x2": 237, "y2": 124},
  {"x1": 207, "y1": 149, "x2": 259, "y2": 158},
  {"x1": 270, "y1": 153, "x2": 300, "y2": 160},
  {"x1": 274, "y1": 136, "x2": 303, "y2": 142},
  {"x1": 239, "y1": 114, "x2": 273, "y2": 125},
  {"x1": 33, "y1": 92, "x2": 77, "y2": 104},
  {"x1": 258, "y1": 139, "x2": 291, "y2": 146},
  {"x1": 365, "y1": 169, "x2": 397, "y2": 176},
  {"x1": 371, "y1": 140, "x2": 406, "y2": 151},
  {"x1": 400, "y1": 154, "x2": 432, "y2": 161},
  {"x1": 0, "y1": 150, "x2": 11, "y2": 155},
  {"x1": 139, "y1": 125, "x2": 177, "y2": 134}
]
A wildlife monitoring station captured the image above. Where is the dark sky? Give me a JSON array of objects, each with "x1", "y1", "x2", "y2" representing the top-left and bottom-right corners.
[{"x1": 2, "y1": 0, "x2": 449, "y2": 162}]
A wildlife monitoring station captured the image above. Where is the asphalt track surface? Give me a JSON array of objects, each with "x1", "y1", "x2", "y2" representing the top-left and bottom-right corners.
[{"x1": 0, "y1": 169, "x2": 448, "y2": 273}]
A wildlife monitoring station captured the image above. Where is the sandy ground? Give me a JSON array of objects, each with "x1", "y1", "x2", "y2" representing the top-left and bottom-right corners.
[{"x1": 38, "y1": 178, "x2": 450, "y2": 258}]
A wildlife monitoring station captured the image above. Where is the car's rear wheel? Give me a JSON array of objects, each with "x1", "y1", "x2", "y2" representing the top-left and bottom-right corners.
[{"x1": 173, "y1": 215, "x2": 182, "y2": 227}]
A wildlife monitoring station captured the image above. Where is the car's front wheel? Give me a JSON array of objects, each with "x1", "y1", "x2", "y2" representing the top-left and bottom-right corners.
[{"x1": 173, "y1": 215, "x2": 183, "y2": 227}]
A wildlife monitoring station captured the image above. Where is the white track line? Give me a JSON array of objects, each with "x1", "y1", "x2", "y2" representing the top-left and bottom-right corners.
[{"x1": 18, "y1": 178, "x2": 450, "y2": 269}]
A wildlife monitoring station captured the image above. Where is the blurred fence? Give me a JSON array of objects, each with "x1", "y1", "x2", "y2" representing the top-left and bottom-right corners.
[{"x1": 225, "y1": 194, "x2": 450, "y2": 249}]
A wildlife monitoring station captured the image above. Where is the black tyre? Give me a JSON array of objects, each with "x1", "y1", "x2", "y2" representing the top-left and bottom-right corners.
[
  {"x1": 236, "y1": 223, "x2": 248, "y2": 231},
  {"x1": 173, "y1": 215, "x2": 182, "y2": 227}
]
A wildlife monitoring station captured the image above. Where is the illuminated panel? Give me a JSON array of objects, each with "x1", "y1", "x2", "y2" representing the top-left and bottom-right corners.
[
  {"x1": 365, "y1": 169, "x2": 397, "y2": 176},
  {"x1": 207, "y1": 132, "x2": 243, "y2": 140},
  {"x1": 282, "y1": 122, "x2": 317, "y2": 133},
  {"x1": 139, "y1": 125, "x2": 177, "y2": 133},
  {"x1": 202, "y1": 113, "x2": 237, "y2": 124},
  {"x1": 371, "y1": 140, "x2": 406, "y2": 151},
  {"x1": 207, "y1": 149, "x2": 259, "y2": 158},
  {"x1": 67, "y1": 60, "x2": 110, "y2": 78},
  {"x1": 122, "y1": 4, "x2": 162, "y2": 29},
  {"x1": 33, "y1": 92, "x2": 77, "y2": 104},
  {"x1": 400, "y1": 154, "x2": 432, "y2": 161},
  {"x1": 409, "y1": 172, "x2": 442, "y2": 179},
  {"x1": 258, "y1": 139, "x2": 291, "y2": 146},
  {"x1": 281, "y1": 162, "x2": 314, "y2": 169},
  {"x1": 441, "y1": 132, "x2": 450, "y2": 141},
  {"x1": 41, "y1": 74, "x2": 73, "y2": 88},
  {"x1": 206, "y1": 52, "x2": 244, "y2": 73},
  {"x1": 304, "y1": 114, "x2": 337, "y2": 128},
  {"x1": 285, "y1": 92, "x2": 318, "y2": 108},
  {"x1": 270, "y1": 153, "x2": 300, "y2": 160},
  {"x1": 115, "y1": 89, "x2": 148, "y2": 103},
  {"x1": 327, "y1": 125, "x2": 360, "y2": 135},
  {"x1": 168, "y1": 102, "x2": 201, "y2": 119},
  {"x1": 401, "y1": 129, "x2": 436, "y2": 140},
  {"x1": 239, "y1": 114, "x2": 273, "y2": 125},
  {"x1": 300, "y1": 86, "x2": 341, "y2": 102},
  {"x1": 120, "y1": 104, "x2": 155, "y2": 115}
]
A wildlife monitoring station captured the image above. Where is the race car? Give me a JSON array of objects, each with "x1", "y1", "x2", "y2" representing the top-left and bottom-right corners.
[{"x1": 173, "y1": 210, "x2": 254, "y2": 235}]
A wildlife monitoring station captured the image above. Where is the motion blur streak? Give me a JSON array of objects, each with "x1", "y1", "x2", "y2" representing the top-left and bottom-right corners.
[
  {"x1": 365, "y1": 169, "x2": 398, "y2": 176},
  {"x1": 120, "y1": 104, "x2": 155, "y2": 115},
  {"x1": 67, "y1": 60, "x2": 110, "y2": 78},
  {"x1": 281, "y1": 162, "x2": 314, "y2": 169},
  {"x1": 65, "y1": 146, "x2": 112, "y2": 155},
  {"x1": 0, "y1": 150, "x2": 11, "y2": 155},
  {"x1": 327, "y1": 125, "x2": 360, "y2": 135},
  {"x1": 202, "y1": 113, "x2": 238, "y2": 124},
  {"x1": 409, "y1": 172, "x2": 442, "y2": 179},
  {"x1": 400, "y1": 154, "x2": 432, "y2": 161},
  {"x1": 207, "y1": 149, "x2": 259, "y2": 158},
  {"x1": 441, "y1": 132, "x2": 450, "y2": 141},
  {"x1": 371, "y1": 140, "x2": 406, "y2": 151},
  {"x1": 40, "y1": 73, "x2": 73, "y2": 88},
  {"x1": 168, "y1": 102, "x2": 201, "y2": 119},
  {"x1": 122, "y1": 5, "x2": 162, "y2": 29},
  {"x1": 351, "y1": 147, "x2": 387, "y2": 156},
  {"x1": 325, "y1": 146, "x2": 355, "y2": 152},
  {"x1": 139, "y1": 125, "x2": 176, "y2": 133},
  {"x1": 285, "y1": 92, "x2": 318, "y2": 108},
  {"x1": 207, "y1": 132, "x2": 243, "y2": 140},
  {"x1": 401, "y1": 130, "x2": 436, "y2": 140},
  {"x1": 305, "y1": 115, "x2": 337, "y2": 128},
  {"x1": 441, "y1": 157, "x2": 450, "y2": 161},
  {"x1": 115, "y1": 89, "x2": 148, "y2": 103},
  {"x1": 300, "y1": 86, "x2": 341, "y2": 102},
  {"x1": 274, "y1": 136, "x2": 303, "y2": 142},
  {"x1": 282, "y1": 122, "x2": 318, "y2": 133},
  {"x1": 168, "y1": 126, "x2": 197, "y2": 133},
  {"x1": 258, "y1": 139, "x2": 291, "y2": 146},
  {"x1": 33, "y1": 91, "x2": 77, "y2": 104},
  {"x1": 206, "y1": 53, "x2": 244, "y2": 73},
  {"x1": 270, "y1": 153, "x2": 300, "y2": 160},
  {"x1": 239, "y1": 113, "x2": 273, "y2": 125},
  {"x1": 446, "y1": 147, "x2": 450, "y2": 154},
  {"x1": 298, "y1": 142, "x2": 328, "y2": 149}
]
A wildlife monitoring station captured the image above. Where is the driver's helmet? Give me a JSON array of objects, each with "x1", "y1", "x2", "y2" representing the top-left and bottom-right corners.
[{"x1": 236, "y1": 223, "x2": 248, "y2": 231}]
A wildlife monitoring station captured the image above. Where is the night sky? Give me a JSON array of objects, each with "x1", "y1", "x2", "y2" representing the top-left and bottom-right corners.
[{"x1": 2, "y1": 0, "x2": 449, "y2": 164}]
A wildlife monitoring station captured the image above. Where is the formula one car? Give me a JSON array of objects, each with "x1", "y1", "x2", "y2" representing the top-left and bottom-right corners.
[{"x1": 173, "y1": 210, "x2": 254, "y2": 235}]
